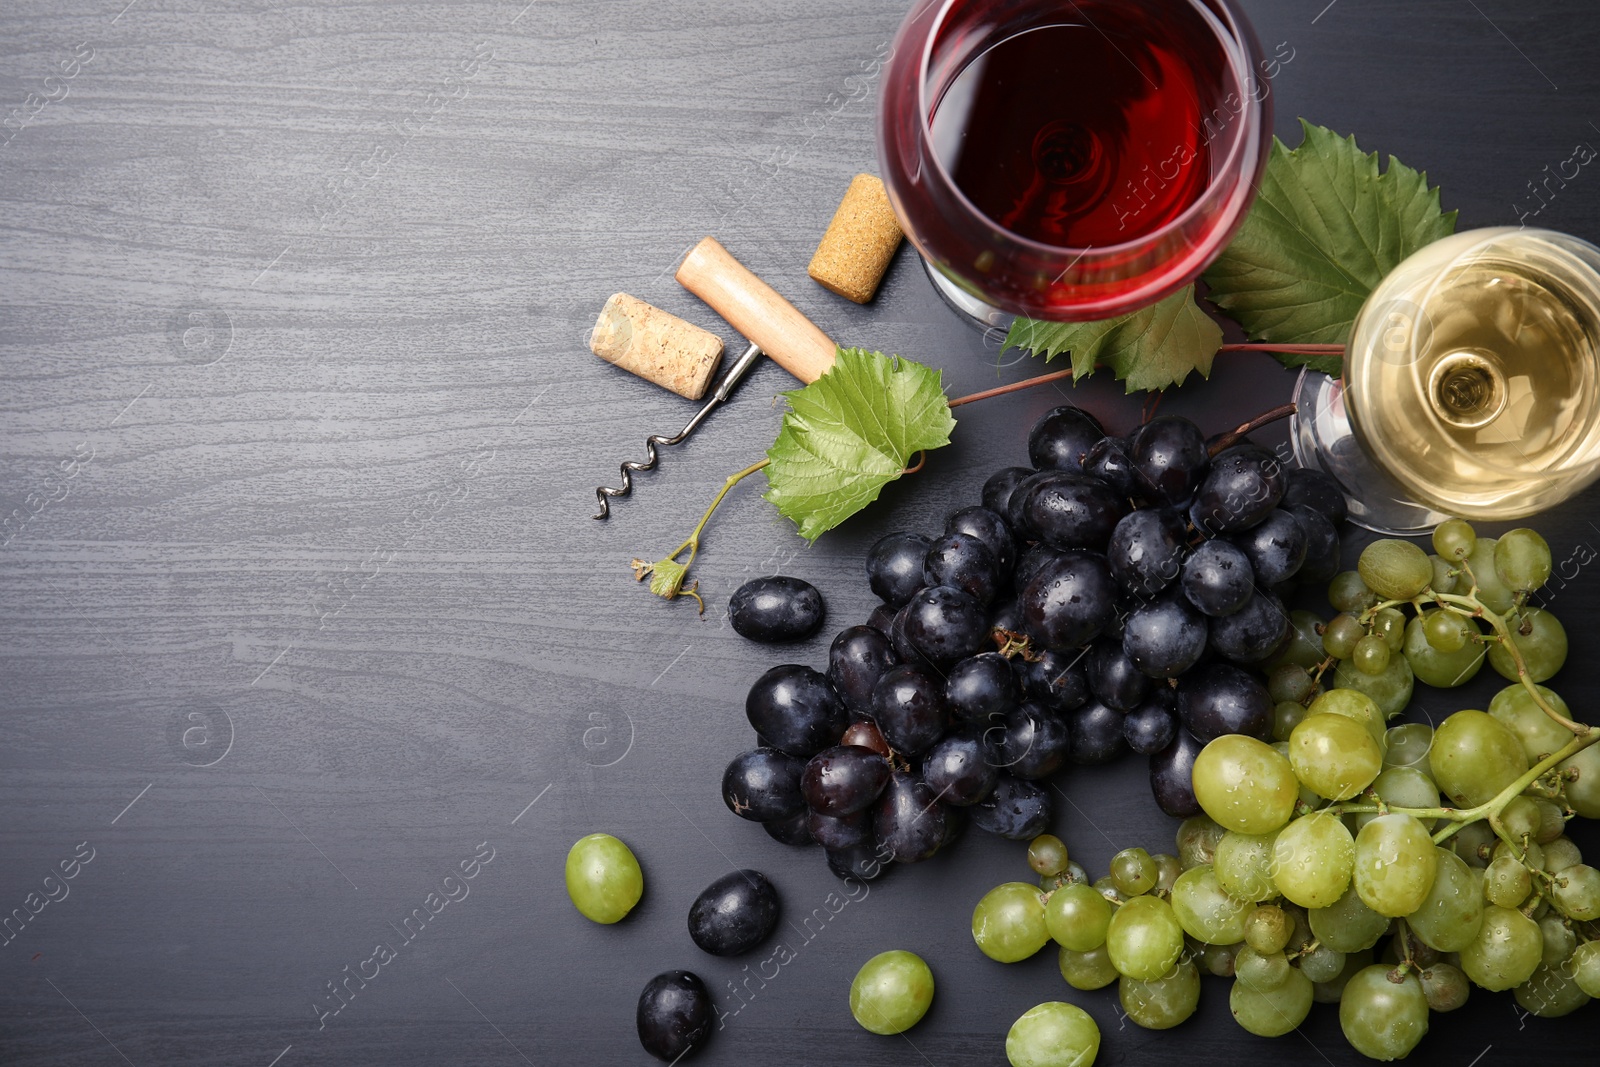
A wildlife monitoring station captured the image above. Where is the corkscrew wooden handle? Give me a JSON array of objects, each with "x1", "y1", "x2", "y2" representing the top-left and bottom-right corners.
[{"x1": 675, "y1": 237, "x2": 838, "y2": 385}]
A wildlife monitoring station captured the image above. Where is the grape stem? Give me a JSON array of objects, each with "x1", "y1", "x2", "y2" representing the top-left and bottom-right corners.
[
  {"x1": 631, "y1": 458, "x2": 770, "y2": 607},
  {"x1": 1205, "y1": 402, "x2": 1297, "y2": 458}
]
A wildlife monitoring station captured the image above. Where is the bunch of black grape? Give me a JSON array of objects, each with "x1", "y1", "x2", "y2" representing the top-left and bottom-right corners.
[{"x1": 720, "y1": 406, "x2": 1350, "y2": 882}]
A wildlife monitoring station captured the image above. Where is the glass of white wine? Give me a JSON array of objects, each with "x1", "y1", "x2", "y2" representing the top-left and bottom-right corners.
[{"x1": 1292, "y1": 227, "x2": 1600, "y2": 533}]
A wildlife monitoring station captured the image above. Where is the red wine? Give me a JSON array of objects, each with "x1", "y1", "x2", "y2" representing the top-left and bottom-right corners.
[{"x1": 930, "y1": 16, "x2": 1223, "y2": 248}]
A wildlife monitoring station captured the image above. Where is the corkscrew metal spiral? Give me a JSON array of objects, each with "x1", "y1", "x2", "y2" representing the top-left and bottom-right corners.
[{"x1": 593, "y1": 341, "x2": 764, "y2": 519}]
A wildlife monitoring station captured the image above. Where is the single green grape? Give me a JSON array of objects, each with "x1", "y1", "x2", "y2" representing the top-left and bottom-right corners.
[
  {"x1": 1542, "y1": 836, "x2": 1583, "y2": 874},
  {"x1": 1498, "y1": 795, "x2": 1543, "y2": 842},
  {"x1": 1272, "y1": 701, "x2": 1308, "y2": 743},
  {"x1": 1571, "y1": 941, "x2": 1600, "y2": 998},
  {"x1": 1559, "y1": 741, "x2": 1600, "y2": 819},
  {"x1": 1229, "y1": 966, "x2": 1313, "y2": 1037},
  {"x1": 1422, "y1": 609, "x2": 1469, "y2": 653},
  {"x1": 1403, "y1": 612, "x2": 1485, "y2": 688},
  {"x1": 1429, "y1": 709, "x2": 1529, "y2": 808},
  {"x1": 1044, "y1": 881, "x2": 1113, "y2": 952},
  {"x1": 1329, "y1": 571, "x2": 1379, "y2": 614},
  {"x1": 973, "y1": 883, "x2": 1050, "y2": 963},
  {"x1": 1105, "y1": 894, "x2": 1185, "y2": 981},
  {"x1": 1420, "y1": 963, "x2": 1470, "y2": 1012},
  {"x1": 1170, "y1": 864, "x2": 1251, "y2": 946},
  {"x1": 1452, "y1": 819, "x2": 1497, "y2": 868},
  {"x1": 1550, "y1": 863, "x2": 1600, "y2": 921},
  {"x1": 1465, "y1": 536, "x2": 1516, "y2": 615},
  {"x1": 1092, "y1": 876, "x2": 1126, "y2": 906},
  {"x1": 1339, "y1": 965, "x2": 1429, "y2": 1061},
  {"x1": 1310, "y1": 883, "x2": 1390, "y2": 953},
  {"x1": 1429, "y1": 554, "x2": 1459, "y2": 594},
  {"x1": 1175, "y1": 814, "x2": 1226, "y2": 871},
  {"x1": 1110, "y1": 847, "x2": 1159, "y2": 896},
  {"x1": 1005, "y1": 1002, "x2": 1100, "y2": 1067},
  {"x1": 849, "y1": 950, "x2": 934, "y2": 1035},
  {"x1": 1027, "y1": 834, "x2": 1069, "y2": 878},
  {"x1": 1513, "y1": 963, "x2": 1592, "y2": 1018},
  {"x1": 1308, "y1": 689, "x2": 1386, "y2": 748},
  {"x1": 1193, "y1": 735, "x2": 1298, "y2": 835},
  {"x1": 1487, "y1": 683, "x2": 1574, "y2": 766},
  {"x1": 1058, "y1": 943, "x2": 1119, "y2": 990},
  {"x1": 1268, "y1": 663, "x2": 1317, "y2": 704},
  {"x1": 1459, "y1": 904, "x2": 1542, "y2": 991},
  {"x1": 1537, "y1": 913, "x2": 1577, "y2": 969},
  {"x1": 1289, "y1": 713, "x2": 1383, "y2": 802},
  {"x1": 1433, "y1": 518, "x2": 1476, "y2": 562},
  {"x1": 1373, "y1": 608, "x2": 1406, "y2": 652},
  {"x1": 1312, "y1": 947, "x2": 1372, "y2": 1004},
  {"x1": 1405, "y1": 847, "x2": 1483, "y2": 952},
  {"x1": 1152, "y1": 852, "x2": 1182, "y2": 895},
  {"x1": 1272, "y1": 812, "x2": 1356, "y2": 909},
  {"x1": 1529, "y1": 797, "x2": 1567, "y2": 844},
  {"x1": 564, "y1": 833, "x2": 644, "y2": 924},
  {"x1": 1234, "y1": 946, "x2": 1291, "y2": 990},
  {"x1": 1487, "y1": 607, "x2": 1568, "y2": 683},
  {"x1": 1352, "y1": 634, "x2": 1391, "y2": 675},
  {"x1": 1382, "y1": 722, "x2": 1433, "y2": 771},
  {"x1": 1214, "y1": 830, "x2": 1280, "y2": 903},
  {"x1": 1298, "y1": 943, "x2": 1347, "y2": 983},
  {"x1": 1359, "y1": 539, "x2": 1433, "y2": 600},
  {"x1": 1494, "y1": 528, "x2": 1553, "y2": 593},
  {"x1": 1332, "y1": 653, "x2": 1414, "y2": 719},
  {"x1": 1199, "y1": 940, "x2": 1241, "y2": 977},
  {"x1": 1322, "y1": 613, "x2": 1365, "y2": 660},
  {"x1": 1243, "y1": 904, "x2": 1291, "y2": 954},
  {"x1": 1119, "y1": 959, "x2": 1201, "y2": 1030},
  {"x1": 1353, "y1": 814, "x2": 1437, "y2": 917}
]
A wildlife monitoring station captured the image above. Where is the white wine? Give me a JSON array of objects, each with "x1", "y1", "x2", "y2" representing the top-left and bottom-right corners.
[{"x1": 1344, "y1": 228, "x2": 1600, "y2": 521}]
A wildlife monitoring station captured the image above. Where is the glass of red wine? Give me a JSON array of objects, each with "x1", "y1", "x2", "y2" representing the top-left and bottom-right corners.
[{"x1": 878, "y1": 0, "x2": 1273, "y2": 326}]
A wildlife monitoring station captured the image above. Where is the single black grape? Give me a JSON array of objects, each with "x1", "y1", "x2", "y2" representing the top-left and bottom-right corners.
[
  {"x1": 1177, "y1": 662, "x2": 1273, "y2": 742},
  {"x1": 1029, "y1": 405, "x2": 1106, "y2": 472},
  {"x1": 870, "y1": 665, "x2": 951, "y2": 757},
  {"x1": 687, "y1": 870, "x2": 780, "y2": 957},
  {"x1": 1282, "y1": 467, "x2": 1349, "y2": 526},
  {"x1": 1123, "y1": 694, "x2": 1179, "y2": 755},
  {"x1": 971, "y1": 774, "x2": 1053, "y2": 840},
  {"x1": 827, "y1": 625, "x2": 898, "y2": 715},
  {"x1": 995, "y1": 702, "x2": 1072, "y2": 779},
  {"x1": 983, "y1": 466, "x2": 1036, "y2": 519},
  {"x1": 637, "y1": 971, "x2": 714, "y2": 1062},
  {"x1": 1084, "y1": 436, "x2": 1140, "y2": 499},
  {"x1": 721, "y1": 748, "x2": 806, "y2": 822},
  {"x1": 1107, "y1": 507, "x2": 1186, "y2": 597},
  {"x1": 1130, "y1": 415, "x2": 1209, "y2": 507},
  {"x1": 1018, "y1": 648, "x2": 1091, "y2": 712},
  {"x1": 1122, "y1": 593, "x2": 1208, "y2": 679},
  {"x1": 745, "y1": 665, "x2": 848, "y2": 757},
  {"x1": 888, "y1": 600, "x2": 921, "y2": 662},
  {"x1": 946, "y1": 651, "x2": 1018, "y2": 721},
  {"x1": 1231, "y1": 508, "x2": 1307, "y2": 586},
  {"x1": 807, "y1": 808, "x2": 873, "y2": 851},
  {"x1": 865, "y1": 602, "x2": 896, "y2": 636},
  {"x1": 727, "y1": 576, "x2": 825, "y2": 642},
  {"x1": 1288, "y1": 503, "x2": 1340, "y2": 584},
  {"x1": 1021, "y1": 552, "x2": 1117, "y2": 651},
  {"x1": 1149, "y1": 728, "x2": 1205, "y2": 818},
  {"x1": 923, "y1": 532, "x2": 1002, "y2": 605},
  {"x1": 1088, "y1": 640, "x2": 1151, "y2": 711},
  {"x1": 902, "y1": 585, "x2": 990, "y2": 662},
  {"x1": 1014, "y1": 543, "x2": 1065, "y2": 590},
  {"x1": 1066, "y1": 699, "x2": 1128, "y2": 764},
  {"x1": 1208, "y1": 590, "x2": 1291, "y2": 665},
  {"x1": 1015, "y1": 471, "x2": 1124, "y2": 551},
  {"x1": 1181, "y1": 539, "x2": 1255, "y2": 617},
  {"x1": 920, "y1": 726, "x2": 1000, "y2": 806},
  {"x1": 946, "y1": 505, "x2": 1017, "y2": 574},
  {"x1": 1188, "y1": 444, "x2": 1285, "y2": 534},
  {"x1": 825, "y1": 841, "x2": 890, "y2": 882},
  {"x1": 872, "y1": 772, "x2": 947, "y2": 863},
  {"x1": 801, "y1": 745, "x2": 892, "y2": 815},
  {"x1": 866, "y1": 532, "x2": 932, "y2": 608},
  {"x1": 762, "y1": 811, "x2": 814, "y2": 846}
]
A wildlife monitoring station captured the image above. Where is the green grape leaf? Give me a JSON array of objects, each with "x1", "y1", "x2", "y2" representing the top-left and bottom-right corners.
[
  {"x1": 1203, "y1": 118, "x2": 1458, "y2": 372},
  {"x1": 764, "y1": 347, "x2": 956, "y2": 542},
  {"x1": 1002, "y1": 284, "x2": 1222, "y2": 392}
]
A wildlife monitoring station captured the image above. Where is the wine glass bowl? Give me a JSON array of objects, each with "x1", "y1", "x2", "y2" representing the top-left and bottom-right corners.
[{"x1": 877, "y1": 0, "x2": 1273, "y2": 324}]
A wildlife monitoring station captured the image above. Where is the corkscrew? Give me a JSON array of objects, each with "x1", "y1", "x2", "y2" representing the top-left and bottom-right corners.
[
  {"x1": 593, "y1": 340, "x2": 763, "y2": 519},
  {"x1": 592, "y1": 237, "x2": 843, "y2": 519}
]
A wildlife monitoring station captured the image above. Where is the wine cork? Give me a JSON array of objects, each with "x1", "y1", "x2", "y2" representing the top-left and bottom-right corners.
[
  {"x1": 807, "y1": 173, "x2": 904, "y2": 304},
  {"x1": 590, "y1": 293, "x2": 725, "y2": 400}
]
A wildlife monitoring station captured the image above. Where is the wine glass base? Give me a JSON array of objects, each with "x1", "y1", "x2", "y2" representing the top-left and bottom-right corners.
[
  {"x1": 1289, "y1": 368, "x2": 1452, "y2": 536},
  {"x1": 921, "y1": 256, "x2": 1014, "y2": 333}
]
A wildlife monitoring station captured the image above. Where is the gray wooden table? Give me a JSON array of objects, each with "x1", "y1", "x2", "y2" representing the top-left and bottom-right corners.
[{"x1": 4, "y1": 1, "x2": 1599, "y2": 1064}]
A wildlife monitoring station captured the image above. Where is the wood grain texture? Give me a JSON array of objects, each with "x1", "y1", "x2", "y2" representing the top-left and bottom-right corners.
[{"x1": 2, "y1": 1, "x2": 1600, "y2": 1064}]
